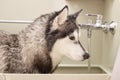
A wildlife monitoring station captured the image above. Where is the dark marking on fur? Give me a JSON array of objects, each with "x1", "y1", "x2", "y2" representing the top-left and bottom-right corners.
[
  {"x1": 33, "y1": 54, "x2": 52, "y2": 73},
  {"x1": 78, "y1": 41, "x2": 86, "y2": 52},
  {"x1": 45, "y1": 15, "x2": 78, "y2": 51}
]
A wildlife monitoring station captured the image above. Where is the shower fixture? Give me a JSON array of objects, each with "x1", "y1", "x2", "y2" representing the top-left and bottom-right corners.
[
  {"x1": 79, "y1": 14, "x2": 117, "y2": 35},
  {"x1": 78, "y1": 14, "x2": 117, "y2": 72}
]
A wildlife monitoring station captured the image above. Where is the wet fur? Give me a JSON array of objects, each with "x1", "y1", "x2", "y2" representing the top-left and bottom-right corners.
[{"x1": 0, "y1": 9, "x2": 79, "y2": 73}]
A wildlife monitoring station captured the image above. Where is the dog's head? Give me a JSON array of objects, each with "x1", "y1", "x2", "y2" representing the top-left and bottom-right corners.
[{"x1": 46, "y1": 6, "x2": 89, "y2": 61}]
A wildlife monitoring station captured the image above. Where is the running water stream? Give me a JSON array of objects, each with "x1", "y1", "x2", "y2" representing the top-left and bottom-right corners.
[{"x1": 87, "y1": 29, "x2": 92, "y2": 73}]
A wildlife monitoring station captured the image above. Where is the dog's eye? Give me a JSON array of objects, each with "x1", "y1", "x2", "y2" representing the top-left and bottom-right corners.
[{"x1": 69, "y1": 36, "x2": 75, "y2": 40}]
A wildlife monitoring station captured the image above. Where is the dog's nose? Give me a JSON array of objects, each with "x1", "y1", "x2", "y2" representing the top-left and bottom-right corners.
[{"x1": 83, "y1": 53, "x2": 90, "y2": 60}]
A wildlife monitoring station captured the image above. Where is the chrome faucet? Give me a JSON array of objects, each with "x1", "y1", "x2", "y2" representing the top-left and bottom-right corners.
[
  {"x1": 85, "y1": 14, "x2": 103, "y2": 27},
  {"x1": 79, "y1": 13, "x2": 116, "y2": 34}
]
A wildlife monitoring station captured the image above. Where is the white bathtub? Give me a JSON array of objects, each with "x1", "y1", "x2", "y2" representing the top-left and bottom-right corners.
[{"x1": 0, "y1": 65, "x2": 111, "y2": 80}]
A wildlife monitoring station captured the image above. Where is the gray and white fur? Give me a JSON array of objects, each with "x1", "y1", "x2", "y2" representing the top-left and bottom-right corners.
[{"x1": 0, "y1": 6, "x2": 89, "y2": 73}]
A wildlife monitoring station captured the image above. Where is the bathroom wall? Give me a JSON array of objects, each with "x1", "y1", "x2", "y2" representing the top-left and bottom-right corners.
[
  {"x1": 0, "y1": 0, "x2": 54, "y2": 33},
  {"x1": 0, "y1": 0, "x2": 104, "y2": 65},
  {"x1": 102, "y1": 0, "x2": 120, "y2": 72}
]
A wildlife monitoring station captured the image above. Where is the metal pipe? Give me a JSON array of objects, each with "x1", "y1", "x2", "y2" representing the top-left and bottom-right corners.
[
  {"x1": 79, "y1": 22, "x2": 116, "y2": 35},
  {"x1": 0, "y1": 20, "x2": 116, "y2": 34},
  {"x1": 79, "y1": 24, "x2": 104, "y2": 30},
  {"x1": 0, "y1": 20, "x2": 33, "y2": 24}
]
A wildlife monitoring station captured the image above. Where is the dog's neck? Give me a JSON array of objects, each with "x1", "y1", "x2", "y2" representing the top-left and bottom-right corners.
[
  {"x1": 50, "y1": 48, "x2": 64, "y2": 71},
  {"x1": 18, "y1": 14, "x2": 63, "y2": 73},
  {"x1": 19, "y1": 15, "x2": 50, "y2": 46},
  {"x1": 49, "y1": 37, "x2": 67, "y2": 71}
]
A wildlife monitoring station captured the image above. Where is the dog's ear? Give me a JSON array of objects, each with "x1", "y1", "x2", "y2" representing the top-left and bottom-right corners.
[
  {"x1": 53, "y1": 5, "x2": 68, "y2": 27},
  {"x1": 71, "y1": 9, "x2": 83, "y2": 20}
]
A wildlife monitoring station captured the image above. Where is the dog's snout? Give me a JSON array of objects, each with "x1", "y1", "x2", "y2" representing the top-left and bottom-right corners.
[{"x1": 83, "y1": 53, "x2": 90, "y2": 60}]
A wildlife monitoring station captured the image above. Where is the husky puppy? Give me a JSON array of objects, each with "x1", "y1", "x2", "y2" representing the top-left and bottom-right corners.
[{"x1": 0, "y1": 6, "x2": 89, "y2": 73}]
